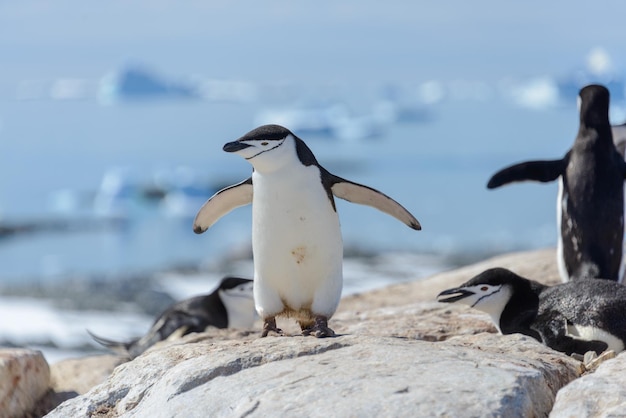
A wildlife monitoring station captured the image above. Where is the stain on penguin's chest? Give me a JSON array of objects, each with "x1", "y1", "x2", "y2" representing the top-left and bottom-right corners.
[{"x1": 291, "y1": 245, "x2": 307, "y2": 264}]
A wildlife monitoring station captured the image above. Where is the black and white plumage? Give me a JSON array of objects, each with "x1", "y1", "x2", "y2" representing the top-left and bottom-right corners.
[
  {"x1": 90, "y1": 277, "x2": 255, "y2": 359},
  {"x1": 437, "y1": 267, "x2": 626, "y2": 356},
  {"x1": 193, "y1": 124, "x2": 420, "y2": 338},
  {"x1": 487, "y1": 84, "x2": 626, "y2": 282}
]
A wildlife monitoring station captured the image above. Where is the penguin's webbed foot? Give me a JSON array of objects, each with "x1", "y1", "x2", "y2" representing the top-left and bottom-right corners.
[
  {"x1": 580, "y1": 349, "x2": 616, "y2": 372},
  {"x1": 301, "y1": 315, "x2": 335, "y2": 338},
  {"x1": 261, "y1": 317, "x2": 283, "y2": 337}
]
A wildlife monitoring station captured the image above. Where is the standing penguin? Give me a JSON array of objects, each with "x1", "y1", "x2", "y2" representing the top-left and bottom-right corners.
[
  {"x1": 488, "y1": 85, "x2": 626, "y2": 282},
  {"x1": 437, "y1": 267, "x2": 626, "y2": 356},
  {"x1": 89, "y1": 277, "x2": 255, "y2": 359},
  {"x1": 194, "y1": 124, "x2": 420, "y2": 337}
]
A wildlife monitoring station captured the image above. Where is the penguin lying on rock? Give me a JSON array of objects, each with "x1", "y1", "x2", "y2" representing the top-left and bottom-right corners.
[
  {"x1": 193, "y1": 124, "x2": 421, "y2": 338},
  {"x1": 487, "y1": 84, "x2": 626, "y2": 282},
  {"x1": 437, "y1": 267, "x2": 626, "y2": 356},
  {"x1": 90, "y1": 276, "x2": 255, "y2": 359}
]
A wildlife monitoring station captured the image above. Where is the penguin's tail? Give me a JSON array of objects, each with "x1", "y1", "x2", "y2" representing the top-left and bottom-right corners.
[
  {"x1": 87, "y1": 330, "x2": 134, "y2": 358},
  {"x1": 571, "y1": 262, "x2": 603, "y2": 281}
]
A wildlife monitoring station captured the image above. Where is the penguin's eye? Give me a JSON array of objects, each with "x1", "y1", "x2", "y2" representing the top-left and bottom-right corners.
[
  {"x1": 480, "y1": 286, "x2": 488, "y2": 291},
  {"x1": 261, "y1": 141, "x2": 268, "y2": 146}
]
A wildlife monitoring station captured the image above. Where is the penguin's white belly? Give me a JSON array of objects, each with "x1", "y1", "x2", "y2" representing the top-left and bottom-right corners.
[
  {"x1": 252, "y1": 167, "x2": 343, "y2": 318},
  {"x1": 567, "y1": 324, "x2": 625, "y2": 352}
]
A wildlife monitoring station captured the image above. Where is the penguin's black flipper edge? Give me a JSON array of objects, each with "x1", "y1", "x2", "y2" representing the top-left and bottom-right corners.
[
  {"x1": 487, "y1": 159, "x2": 566, "y2": 189},
  {"x1": 328, "y1": 174, "x2": 421, "y2": 230},
  {"x1": 193, "y1": 177, "x2": 253, "y2": 233}
]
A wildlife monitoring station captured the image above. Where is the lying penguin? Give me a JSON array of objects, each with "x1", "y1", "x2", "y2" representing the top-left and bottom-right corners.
[
  {"x1": 487, "y1": 84, "x2": 626, "y2": 282},
  {"x1": 90, "y1": 276, "x2": 255, "y2": 359},
  {"x1": 437, "y1": 267, "x2": 626, "y2": 356},
  {"x1": 193, "y1": 124, "x2": 421, "y2": 338}
]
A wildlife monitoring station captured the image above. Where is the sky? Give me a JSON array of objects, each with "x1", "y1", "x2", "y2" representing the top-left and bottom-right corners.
[{"x1": 2, "y1": 1, "x2": 626, "y2": 87}]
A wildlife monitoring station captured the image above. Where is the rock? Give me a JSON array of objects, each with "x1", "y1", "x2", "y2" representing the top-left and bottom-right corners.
[
  {"x1": 46, "y1": 308, "x2": 581, "y2": 418},
  {"x1": 550, "y1": 351, "x2": 626, "y2": 417},
  {"x1": 49, "y1": 354, "x2": 125, "y2": 396},
  {"x1": 0, "y1": 349, "x2": 50, "y2": 418},
  {"x1": 30, "y1": 355, "x2": 126, "y2": 417},
  {"x1": 44, "y1": 248, "x2": 608, "y2": 417}
]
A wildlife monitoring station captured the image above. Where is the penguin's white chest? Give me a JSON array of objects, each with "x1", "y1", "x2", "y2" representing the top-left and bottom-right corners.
[{"x1": 251, "y1": 165, "x2": 343, "y2": 315}]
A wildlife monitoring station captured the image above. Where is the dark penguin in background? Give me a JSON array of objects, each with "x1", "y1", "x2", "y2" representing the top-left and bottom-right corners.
[
  {"x1": 437, "y1": 267, "x2": 626, "y2": 356},
  {"x1": 90, "y1": 276, "x2": 255, "y2": 359},
  {"x1": 487, "y1": 84, "x2": 626, "y2": 282}
]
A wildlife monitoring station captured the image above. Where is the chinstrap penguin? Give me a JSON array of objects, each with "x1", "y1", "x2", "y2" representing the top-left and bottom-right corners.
[
  {"x1": 193, "y1": 124, "x2": 421, "y2": 338},
  {"x1": 437, "y1": 267, "x2": 626, "y2": 356},
  {"x1": 487, "y1": 84, "x2": 626, "y2": 282},
  {"x1": 89, "y1": 276, "x2": 255, "y2": 359}
]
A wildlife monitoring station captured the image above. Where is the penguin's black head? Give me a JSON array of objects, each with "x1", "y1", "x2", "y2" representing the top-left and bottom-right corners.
[
  {"x1": 223, "y1": 124, "x2": 320, "y2": 172},
  {"x1": 437, "y1": 268, "x2": 529, "y2": 315},
  {"x1": 578, "y1": 84, "x2": 610, "y2": 127},
  {"x1": 216, "y1": 276, "x2": 254, "y2": 306},
  {"x1": 223, "y1": 124, "x2": 292, "y2": 157},
  {"x1": 215, "y1": 276, "x2": 256, "y2": 328},
  {"x1": 218, "y1": 276, "x2": 253, "y2": 292}
]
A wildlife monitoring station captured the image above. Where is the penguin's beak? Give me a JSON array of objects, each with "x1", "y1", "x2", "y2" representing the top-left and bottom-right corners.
[
  {"x1": 223, "y1": 141, "x2": 252, "y2": 153},
  {"x1": 437, "y1": 287, "x2": 474, "y2": 303}
]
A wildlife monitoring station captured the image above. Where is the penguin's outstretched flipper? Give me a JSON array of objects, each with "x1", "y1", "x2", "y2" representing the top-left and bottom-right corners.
[
  {"x1": 487, "y1": 159, "x2": 566, "y2": 189},
  {"x1": 328, "y1": 173, "x2": 421, "y2": 230},
  {"x1": 193, "y1": 177, "x2": 253, "y2": 233}
]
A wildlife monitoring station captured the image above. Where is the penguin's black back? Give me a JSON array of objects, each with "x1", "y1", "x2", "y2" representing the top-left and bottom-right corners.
[
  {"x1": 538, "y1": 278, "x2": 626, "y2": 340},
  {"x1": 155, "y1": 291, "x2": 228, "y2": 336}
]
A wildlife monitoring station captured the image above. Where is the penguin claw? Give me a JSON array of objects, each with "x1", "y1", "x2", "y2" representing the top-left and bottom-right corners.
[
  {"x1": 261, "y1": 317, "x2": 283, "y2": 337},
  {"x1": 301, "y1": 316, "x2": 336, "y2": 338}
]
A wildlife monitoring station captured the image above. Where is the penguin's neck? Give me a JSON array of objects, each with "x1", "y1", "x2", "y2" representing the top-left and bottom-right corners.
[
  {"x1": 498, "y1": 281, "x2": 542, "y2": 336},
  {"x1": 219, "y1": 290, "x2": 256, "y2": 328},
  {"x1": 248, "y1": 139, "x2": 300, "y2": 174},
  {"x1": 475, "y1": 287, "x2": 512, "y2": 333},
  {"x1": 576, "y1": 125, "x2": 613, "y2": 151}
]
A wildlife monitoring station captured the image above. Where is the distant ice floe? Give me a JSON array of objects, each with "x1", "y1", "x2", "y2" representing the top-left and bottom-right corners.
[
  {"x1": 90, "y1": 166, "x2": 222, "y2": 220},
  {"x1": 254, "y1": 95, "x2": 434, "y2": 142},
  {"x1": 98, "y1": 65, "x2": 199, "y2": 105},
  {"x1": 504, "y1": 47, "x2": 626, "y2": 111},
  {"x1": 505, "y1": 77, "x2": 561, "y2": 110},
  {"x1": 92, "y1": 167, "x2": 140, "y2": 218},
  {"x1": 254, "y1": 102, "x2": 390, "y2": 141},
  {"x1": 48, "y1": 166, "x2": 219, "y2": 221},
  {"x1": 156, "y1": 166, "x2": 218, "y2": 218}
]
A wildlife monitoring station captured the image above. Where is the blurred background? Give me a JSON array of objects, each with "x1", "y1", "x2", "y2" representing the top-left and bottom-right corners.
[{"x1": 2, "y1": 1, "x2": 626, "y2": 362}]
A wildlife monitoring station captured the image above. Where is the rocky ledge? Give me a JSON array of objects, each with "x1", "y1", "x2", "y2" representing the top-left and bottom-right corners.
[{"x1": 5, "y1": 248, "x2": 626, "y2": 417}]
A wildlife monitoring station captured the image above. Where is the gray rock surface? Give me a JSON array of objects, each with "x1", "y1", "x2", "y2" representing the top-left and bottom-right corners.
[
  {"x1": 0, "y1": 349, "x2": 50, "y2": 418},
  {"x1": 40, "y1": 248, "x2": 626, "y2": 417},
  {"x1": 550, "y1": 352, "x2": 626, "y2": 417},
  {"x1": 50, "y1": 354, "x2": 125, "y2": 396},
  {"x1": 46, "y1": 312, "x2": 582, "y2": 418}
]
